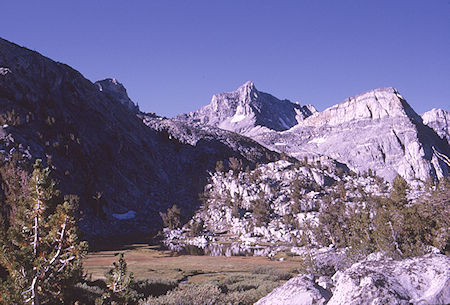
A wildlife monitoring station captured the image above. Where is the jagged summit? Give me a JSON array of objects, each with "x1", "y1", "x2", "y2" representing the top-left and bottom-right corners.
[
  {"x1": 176, "y1": 82, "x2": 449, "y2": 182},
  {"x1": 239, "y1": 80, "x2": 255, "y2": 89},
  {"x1": 95, "y1": 78, "x2": 139, "y2": 113},
  {"x1": 176, "y1": 81, "x2": 315, "y2": 134},
  {"x1": 236, "y1": 80, "x2": 256, "y2": 97}
]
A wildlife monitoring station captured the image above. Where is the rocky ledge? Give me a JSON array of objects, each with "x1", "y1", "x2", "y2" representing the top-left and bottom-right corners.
[{"x1": 256, "y1": 253, "x2": 450, "y2": 305}]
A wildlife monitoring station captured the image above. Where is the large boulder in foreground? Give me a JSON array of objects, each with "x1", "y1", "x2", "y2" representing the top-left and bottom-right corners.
[
  {"x1": 256, "y1": 254, "x2": 450, "y2": 305},
  {"x1": 329, "y1": 254, "x2": 450, "y2": 305},
  {"x1": 255, "y1": 274, "x2": 331, "y2": 305}
]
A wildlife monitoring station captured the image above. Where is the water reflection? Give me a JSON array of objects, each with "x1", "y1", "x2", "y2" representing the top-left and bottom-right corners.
[{"x1": 166, "y1": 242, "x2": 277, "y2": 257}]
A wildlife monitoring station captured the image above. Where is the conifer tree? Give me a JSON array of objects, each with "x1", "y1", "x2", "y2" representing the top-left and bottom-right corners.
[
  {"x1": 96, "y1": 253, "x2": 135, "y2": 305},
  {"x1": 160, "y1": 205, "x2": 182, "y2": 229},
  {"x1": 252, "y1": 191, "x2": 271, "y2": 226},
  {"x1": 0, "y1": 159, "x2": 87, "y2": 304},
  {"x1": 390, "y1": 174, "x2": 408, "y2": 205}
]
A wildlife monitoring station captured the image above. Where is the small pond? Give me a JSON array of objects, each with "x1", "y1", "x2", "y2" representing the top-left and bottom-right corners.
[{"x1": 165, "y1": 242, "x2": 283, "y2": 257}]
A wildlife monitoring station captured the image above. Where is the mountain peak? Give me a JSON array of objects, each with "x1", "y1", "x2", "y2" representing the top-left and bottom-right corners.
[
  {"x1": 238, "y1": 80, "x2": 256, "y2": 91},
  {"x1": 176, "y1": 82, "x2": 314, "y2": 133},
  {"x1": 95, "y1": 78, "x2": 139, "y2": 113},
  {"x1": 297, "y1": 86, "x2": 420, "y2": 128}
]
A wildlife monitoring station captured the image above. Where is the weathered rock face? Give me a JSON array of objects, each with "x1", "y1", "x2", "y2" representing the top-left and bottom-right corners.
[
  {"x1": 164, "y1": 159, "x2": 389, "y2": 254},
  {"x1": 422, "y1": 108, "x2": 449, "y2": 142},
  {"x1": 256, "y1": 254, "x2": 450, "y2": 305},
  {"x1": 0, "y1": 38, "x2": 277, "y2": 238},
  {"x1": 95, "y1": 78, "x2": 139, "y2": 113},
  {"x1": 255, "y1": 274, "x2": 331, "y2": 305},
  {"x1": 294, "y1": 88, "x2": 419, "y2": 127},
  {"x1": 258, "y1": 87, "x2": 449, "y2": 182},
  {"x1": 329, "y1": 254, "x2": 450, "y2": 305},
  {"x1": 176, "y1": 81, "x2": 315, "y2": 134},
  {"x1": 180, "y1": 85, "x2": 449, "y2": 182},
  {"x1": 140, "y1": 114, "x2": 280, "y2": 162}
]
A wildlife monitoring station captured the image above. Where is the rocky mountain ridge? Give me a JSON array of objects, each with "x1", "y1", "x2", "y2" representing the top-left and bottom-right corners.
[
  {"x1": 179, "y1": 83, "x2": 449, "y2": 183},
  {"x1": 0, "y1": 37, "x2": 278, "y2": 238},
  {"x1": 176, "y1": 81, "x2": 316, "y2": 135},
  {"x1": 1, "y1": 36, "x2": 449, "y2": 305}
]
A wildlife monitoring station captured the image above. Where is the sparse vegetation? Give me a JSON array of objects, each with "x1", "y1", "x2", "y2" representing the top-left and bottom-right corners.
[
  {"x1": 143, "y1": 267, "x2": 292, "y2": 305},
  {"x1": 315, "y1": 175, "x2": 449, "y2": 259},
  {"x1": 0, "y1": 159, "x2": 87, "y2": 304},
  {"x1": 160, "y1": 205, "x2": 182, "y2": 230}
]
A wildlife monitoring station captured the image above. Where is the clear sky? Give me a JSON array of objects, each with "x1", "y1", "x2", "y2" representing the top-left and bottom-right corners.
[{"x1": 0, "y1": 1, "x2": 449, "y2": 117}]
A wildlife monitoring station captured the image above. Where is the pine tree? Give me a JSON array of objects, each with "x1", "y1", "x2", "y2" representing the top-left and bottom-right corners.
[
  {"x1": 228, "y1": 157, "x2": 242, "y2": 176},
  {"x1": 252, "y1": 192, "x2": 271, "y2": 226},
  {"x1": 390, "y1": 174, "x2": 408, "y2": 205},
  {"x1": 96, "y1": 253, "x2": 135, "y2": 305},
  {"x1": 0, "y1": 159, "x2": 87, "y2": 304},
  {"x1": 160, "y1": 205, "x2": 182, "y2": 229}
]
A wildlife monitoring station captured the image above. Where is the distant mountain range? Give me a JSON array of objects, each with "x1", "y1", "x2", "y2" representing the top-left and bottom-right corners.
[
  {"x1": 177, "y1": 82, "x2": 449, "y2": 182},
  {"x1": 0, "y1": 37, "x2": 448, "y2": 238}
]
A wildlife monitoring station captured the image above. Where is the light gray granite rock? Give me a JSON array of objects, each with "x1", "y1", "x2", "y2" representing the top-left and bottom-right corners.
[
  {"x1": 328, "y1": 254, "x2": 450, "y2": 305},
  {"x1": 178, "y1": 84, "x2": 449, "y2": 182},
  {"x1": 255, "y1": 274, "x2": 331, "y2": 305},
  {"x1": 256, "y1": 254, "x2": 449, "y2": 305},
  {"x1": 176, "y1": 81, "x2": 315, "y2": 134},
  {"x1": 256, "y1": 88, "x2": 449, "y2": 182},
  {"x1": 422, "y1": 108, "x2": 449, "y2": 142}
]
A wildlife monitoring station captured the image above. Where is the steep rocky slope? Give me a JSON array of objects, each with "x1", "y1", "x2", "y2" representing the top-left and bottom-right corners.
[
  {"x1": 0, "y1": 38, "x2": 278, "y2": 238},
  {"x1": 141, "y1": 114, "x2": 279, "y2": 160},
  {"x1": 422, "y1": 108, "x2": 449, "y2": 142},
  {"x1": 179, "y1": 84, "x2": 449, "y2": 182},
  {"x1": 257, "y1": 87, "x2": 449, "y2": 182},
  {"x1": 176, "y1": 81, "x2": 316, "y2": 135}
]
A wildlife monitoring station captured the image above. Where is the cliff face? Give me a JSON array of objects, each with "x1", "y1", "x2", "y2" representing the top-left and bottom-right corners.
[
  {"x1": 294, "y1": 87, "x2": 420, "y2": 127},
  {"x1": 422, "y1": 108, "x2": 449, "y2": 142},
  {"x1": 0, "y1": 38, "x2": 277, "y2": 238},
  {"x1": 94, "y1": 78, "x2": 139, "y2": 113},
  {"x1": 180, "y1": 84, "x2": 449, "y2": 182},
  {"x1": 176, "y1": 81, "x2": 315, "y2": 135},
  {"x1": 262, "y1": 87, "x2": 449, "y2": 182}
]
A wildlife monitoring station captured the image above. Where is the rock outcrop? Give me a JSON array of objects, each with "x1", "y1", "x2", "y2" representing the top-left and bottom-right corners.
[
  {"x1": 329, "y1": 254, "x2": 450, "y2": 305},
  {"x1": 256, "y1": 254, "x2": 450, "y2": 305},
  {"x1": 255, "y1": 274, "x2": 331, "y2": 305},
  {"x1": 176, "y1": 81, "x2": 315, "y2": 135},
  {"x1": 95, "y1": 78, "x2": 139, "y2": 113},
  {"x1": 164, "y1": 159, "x2": 389, "y2": 253},
  {"x1": 422, "y1": 108, "x2": 449, "y2": 142}
]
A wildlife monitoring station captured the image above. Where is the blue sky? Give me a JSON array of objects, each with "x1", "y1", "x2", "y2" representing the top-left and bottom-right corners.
[{"x1": 0, "y1": 1, "x2": 449, "y2": 117}]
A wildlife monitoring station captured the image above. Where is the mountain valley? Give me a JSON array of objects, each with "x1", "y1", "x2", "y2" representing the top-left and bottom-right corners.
[{"x1": 0, "y1": 37, "x2": 449, "y2": 304}]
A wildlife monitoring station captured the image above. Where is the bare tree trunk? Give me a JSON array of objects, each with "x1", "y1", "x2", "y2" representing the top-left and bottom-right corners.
[
  {"x1": 31, "y1": 276, "x2": 40, "y2": 305},
  {"x1": 388, "y1": 221, "x2": 403, "y2": 256},
  {"x1": 33, "y1": 182, "x2": 41, "y2": 255}
]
